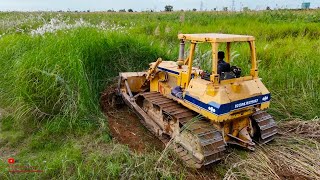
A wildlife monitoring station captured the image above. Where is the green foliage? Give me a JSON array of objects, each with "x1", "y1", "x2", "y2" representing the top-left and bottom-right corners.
[
  {"x1": 0, "y1": 10, "x2": 320, "y2": 179},
  {"x1": 0, "y1": 142, "x2": 184, "y2": 179},
  {"x1": 0, "y1": 29, "x2": 171, "y2": 132}
]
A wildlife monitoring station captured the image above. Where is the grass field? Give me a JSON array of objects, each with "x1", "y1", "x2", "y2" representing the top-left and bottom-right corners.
[{"x1": 0, "y1": 10, "x2": 319, "y2": 179}]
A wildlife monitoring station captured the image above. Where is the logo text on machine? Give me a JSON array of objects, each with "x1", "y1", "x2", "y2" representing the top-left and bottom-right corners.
[{"x1": 234, "y1": 99, "x2": 259, "y2": 109}]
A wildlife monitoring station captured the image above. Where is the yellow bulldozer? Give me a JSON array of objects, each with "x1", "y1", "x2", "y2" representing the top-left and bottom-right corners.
[{"x1": 114, "y1": 33, "x2": 277, "y2": 168}]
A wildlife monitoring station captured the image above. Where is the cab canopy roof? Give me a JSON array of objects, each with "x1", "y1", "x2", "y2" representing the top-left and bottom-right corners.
[{"x1": 178, "y1": 33, "x2": 255, "y2": 43}]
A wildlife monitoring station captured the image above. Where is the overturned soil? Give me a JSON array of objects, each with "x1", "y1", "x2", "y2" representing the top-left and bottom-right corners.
[
  {"x1": 100, "y1": 87, "x2": 220, "y2": 179},
  {"x1": 106, "y1": 106, "x2": 164, "y2": 153},
  {"x1": 100, "y1": 87, "x2": 164, "y2": 153},
  {"x1": 100, "y1": 87, "x2": 320, "y2": 180}
]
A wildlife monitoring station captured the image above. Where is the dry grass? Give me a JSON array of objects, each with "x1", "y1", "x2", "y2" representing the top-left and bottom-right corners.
[
  {"x1": 223, "y1": 118, "x2": 320, "y2": 180},
  {"x1": 278, "y1": 117, "x2": 320, "y2": 140}
]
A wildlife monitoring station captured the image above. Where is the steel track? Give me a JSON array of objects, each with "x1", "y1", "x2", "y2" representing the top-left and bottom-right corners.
[{"x1": 140, "y1": 92, "x2": 226, "y2": 168}]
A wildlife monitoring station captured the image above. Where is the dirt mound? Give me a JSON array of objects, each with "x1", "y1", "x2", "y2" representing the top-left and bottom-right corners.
[{"x1": 100, "y1": 86, "x2": 164, "y2": 153}]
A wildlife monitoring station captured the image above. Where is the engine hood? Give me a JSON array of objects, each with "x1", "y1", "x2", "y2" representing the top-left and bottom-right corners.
[{"x1": 184, "y1": 77, "x2": 271, "y2": 116}]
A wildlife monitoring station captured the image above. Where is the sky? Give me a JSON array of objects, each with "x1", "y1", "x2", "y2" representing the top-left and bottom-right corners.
[{"x1": 1, "y1": 0, "x2": 320, "y2": 12}]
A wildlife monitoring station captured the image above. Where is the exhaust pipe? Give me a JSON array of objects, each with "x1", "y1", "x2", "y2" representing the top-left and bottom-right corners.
[
  {"x1": 177, "y1": 39, "x2": 185, "y2": 68},
  {"x1": 178, "y1": 39, "x2": 185, "y2": 61}
]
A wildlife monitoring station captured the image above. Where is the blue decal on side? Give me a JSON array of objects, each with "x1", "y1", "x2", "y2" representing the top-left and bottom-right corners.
[
  {"x1": 158, "y1": 67, "x2": 179, "y2": 75},
  {"x1": 184, "y1": 93, "x2": 271, "y2": 116}
]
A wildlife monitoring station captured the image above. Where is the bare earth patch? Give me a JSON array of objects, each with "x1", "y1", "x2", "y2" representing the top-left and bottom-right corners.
[
  {"x1": 106, "y1": 106, "x2": 164, "y2": 153},
  {"x1": 101, "y1": 87, "x2": 320, "y2": 179},
  {"x1": 100, "y1": 86, "x2": 164, "y2": 153}
]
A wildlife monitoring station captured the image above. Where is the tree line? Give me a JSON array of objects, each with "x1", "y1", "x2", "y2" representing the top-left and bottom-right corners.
[{"x1": 54, "y1": 5, "x2": 307, "y2": 13}]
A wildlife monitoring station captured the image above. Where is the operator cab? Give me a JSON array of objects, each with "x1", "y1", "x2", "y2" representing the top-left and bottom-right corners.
[
  {"x1": 200, "y1": 51, "x2": 242, "y2": 81},
  {"x1": 177, "y1": 33, "x2": 257, "y2": 85}
]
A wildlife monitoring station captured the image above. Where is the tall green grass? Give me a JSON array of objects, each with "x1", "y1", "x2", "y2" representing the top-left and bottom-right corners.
[
  {"x1": 0, "y1": 27, "x2": 176, "y2": 179},
  {"x1": 0, "y1": 10, "x2": 320, "y2": 178},
  {"x1": 0, "y1": 28, "x2": 172, "y2": 133}
]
